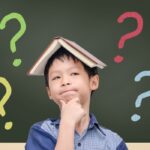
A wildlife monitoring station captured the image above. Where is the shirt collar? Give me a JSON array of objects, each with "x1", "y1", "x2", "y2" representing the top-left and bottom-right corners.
[
  {"x1": 89, "y1": 113, "x2": 106, "y2": 136},
  {"x1": 50, "y1": 118, "x2": 60, "y2": 126},
  {"x1": 50, "y1": 113, "x2": 106, "y2": 136}
]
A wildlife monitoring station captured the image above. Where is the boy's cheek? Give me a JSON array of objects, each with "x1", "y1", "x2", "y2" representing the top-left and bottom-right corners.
[{"x1": 51, "y1": 98, "x2": 61, "y2": 106}]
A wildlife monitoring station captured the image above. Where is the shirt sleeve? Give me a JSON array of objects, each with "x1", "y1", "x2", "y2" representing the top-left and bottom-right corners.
[
  {"x1": 117, "y1": 140, "x2": 128, "y2": 150},
  {"x1": 25, "y1": 123, "x2": 56, "y2": 150}
]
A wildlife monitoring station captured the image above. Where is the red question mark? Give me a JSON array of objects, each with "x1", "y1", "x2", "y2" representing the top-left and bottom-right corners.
[{"x1": 114, "y1": 12, "x2": 143, "y2": 63}]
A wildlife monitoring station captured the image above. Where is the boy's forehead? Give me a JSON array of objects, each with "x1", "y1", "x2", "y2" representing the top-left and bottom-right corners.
[{"x1": 48, "y1": 57, "x2": 83, "y2": 72}]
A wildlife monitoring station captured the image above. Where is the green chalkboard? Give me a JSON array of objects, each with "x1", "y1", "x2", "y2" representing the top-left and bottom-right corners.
[{"x1": 0, "y1": 0, "x2": 150, "y2": 142}]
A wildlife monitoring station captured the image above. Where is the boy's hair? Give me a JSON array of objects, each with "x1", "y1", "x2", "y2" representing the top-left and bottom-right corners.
[{"x1": 44, "y1": 47, "x2": 98, "y2": 88}]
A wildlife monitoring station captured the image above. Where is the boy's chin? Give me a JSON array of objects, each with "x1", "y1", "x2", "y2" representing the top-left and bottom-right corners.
[
  {"x1": 61, "y1": 92, "x2": 79, "y2": 102},
  {"x1": 53, "y1": 93, "x2": 80, "y2": 107}
]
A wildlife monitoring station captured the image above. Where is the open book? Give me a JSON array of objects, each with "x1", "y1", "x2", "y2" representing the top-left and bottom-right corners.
[{"x1": 28, "y1": 36, "x2": 107, "y2": 76}]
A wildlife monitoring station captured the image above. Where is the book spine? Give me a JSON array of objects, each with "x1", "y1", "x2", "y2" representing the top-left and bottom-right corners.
[
  {"x1": 61, "y1": 38, "x2": 106, "y2": 67},
  {"x1": 58, "y1": 39, "x2": 95, "y2": 68}
]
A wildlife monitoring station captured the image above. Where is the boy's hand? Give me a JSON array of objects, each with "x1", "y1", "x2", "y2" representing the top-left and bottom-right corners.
[{"x1": 60, "y1": 96, "x2": 86, "y2": 127}]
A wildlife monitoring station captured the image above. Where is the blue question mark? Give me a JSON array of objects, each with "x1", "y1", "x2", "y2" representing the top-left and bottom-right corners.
[{"x1": 131, "y1": 71, "x2": 150, "y2": 122}]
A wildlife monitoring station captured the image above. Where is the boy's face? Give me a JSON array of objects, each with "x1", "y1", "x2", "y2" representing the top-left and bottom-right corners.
[{"x1": 46, "y1": 56, "x2": 99, "y2": 108}]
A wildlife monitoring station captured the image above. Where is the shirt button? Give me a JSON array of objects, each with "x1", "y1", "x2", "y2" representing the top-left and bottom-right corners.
[{"x1": 78, "y1": 142, "x2": 81, "y2": 146}]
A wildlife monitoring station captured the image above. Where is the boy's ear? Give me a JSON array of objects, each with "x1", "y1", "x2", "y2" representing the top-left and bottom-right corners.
[
  {"x1": 46, "y1": 86, "x2": 52, "y2": 99},
  {"x1": 90, "y1": 74, "x2": 99, "y2": 90}
]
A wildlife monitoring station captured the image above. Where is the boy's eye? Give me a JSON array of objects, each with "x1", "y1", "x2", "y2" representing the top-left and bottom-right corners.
[
  {"x1": 52, "y1": 76, "x2": 60, "y2": 80},
  {"x1": 71, "y1": 72, "x2": 79, "y2": 76}
]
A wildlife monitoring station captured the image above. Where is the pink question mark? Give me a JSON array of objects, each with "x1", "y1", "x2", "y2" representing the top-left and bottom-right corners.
[{"x1": 114, "y1": 12, "x2": 143, "y2": 63}]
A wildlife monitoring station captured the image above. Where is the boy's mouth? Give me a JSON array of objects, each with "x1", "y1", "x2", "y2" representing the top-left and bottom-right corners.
[
  {"x1": 60, "y1": 89, "x2": 77, "y2": 95},
  {"x1": 60, "y1": 90, "x2": 79, "y2": 102}
]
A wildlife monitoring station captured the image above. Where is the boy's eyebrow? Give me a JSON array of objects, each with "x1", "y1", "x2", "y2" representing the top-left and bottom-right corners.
[{"x1": 49, "y1": 70, "x2": 61, "y2": 76}]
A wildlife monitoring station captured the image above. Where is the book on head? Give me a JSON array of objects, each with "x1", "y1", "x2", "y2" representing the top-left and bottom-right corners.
[{"x1": 28, "y1": 36, "x2": 107, "y2": 76}]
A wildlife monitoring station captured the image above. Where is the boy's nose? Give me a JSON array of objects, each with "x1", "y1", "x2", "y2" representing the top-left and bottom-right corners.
[
  {"x1": 61, "y1": 82, "x2": 70, "y2": 86},
  {"x1": 61, "y1": 76, "x2": 71, "y2": 86}
]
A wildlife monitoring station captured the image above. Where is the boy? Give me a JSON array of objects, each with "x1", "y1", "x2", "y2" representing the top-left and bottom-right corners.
[{"x1": 25, "y1": 38, "x2": 128, "y2": 150}]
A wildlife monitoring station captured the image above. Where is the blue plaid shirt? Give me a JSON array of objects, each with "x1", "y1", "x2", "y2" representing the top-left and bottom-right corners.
[{"x1": 25, "y1": 113, "x2": 128, "y2": 150}]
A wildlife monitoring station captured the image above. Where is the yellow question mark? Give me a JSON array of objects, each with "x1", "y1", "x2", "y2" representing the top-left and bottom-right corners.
[{"x1": 0, "y1": 77, "x2": 13, "y2": 130}]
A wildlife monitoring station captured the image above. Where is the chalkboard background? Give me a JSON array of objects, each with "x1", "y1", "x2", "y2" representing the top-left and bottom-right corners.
[{"x1": 0, "y1": 0, "x2": 150, "y2": 142}]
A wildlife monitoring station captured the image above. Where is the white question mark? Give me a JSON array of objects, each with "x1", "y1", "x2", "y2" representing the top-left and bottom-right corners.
[{"x1": 131, "y1": 71, "x2": 150, "y2": 122}]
